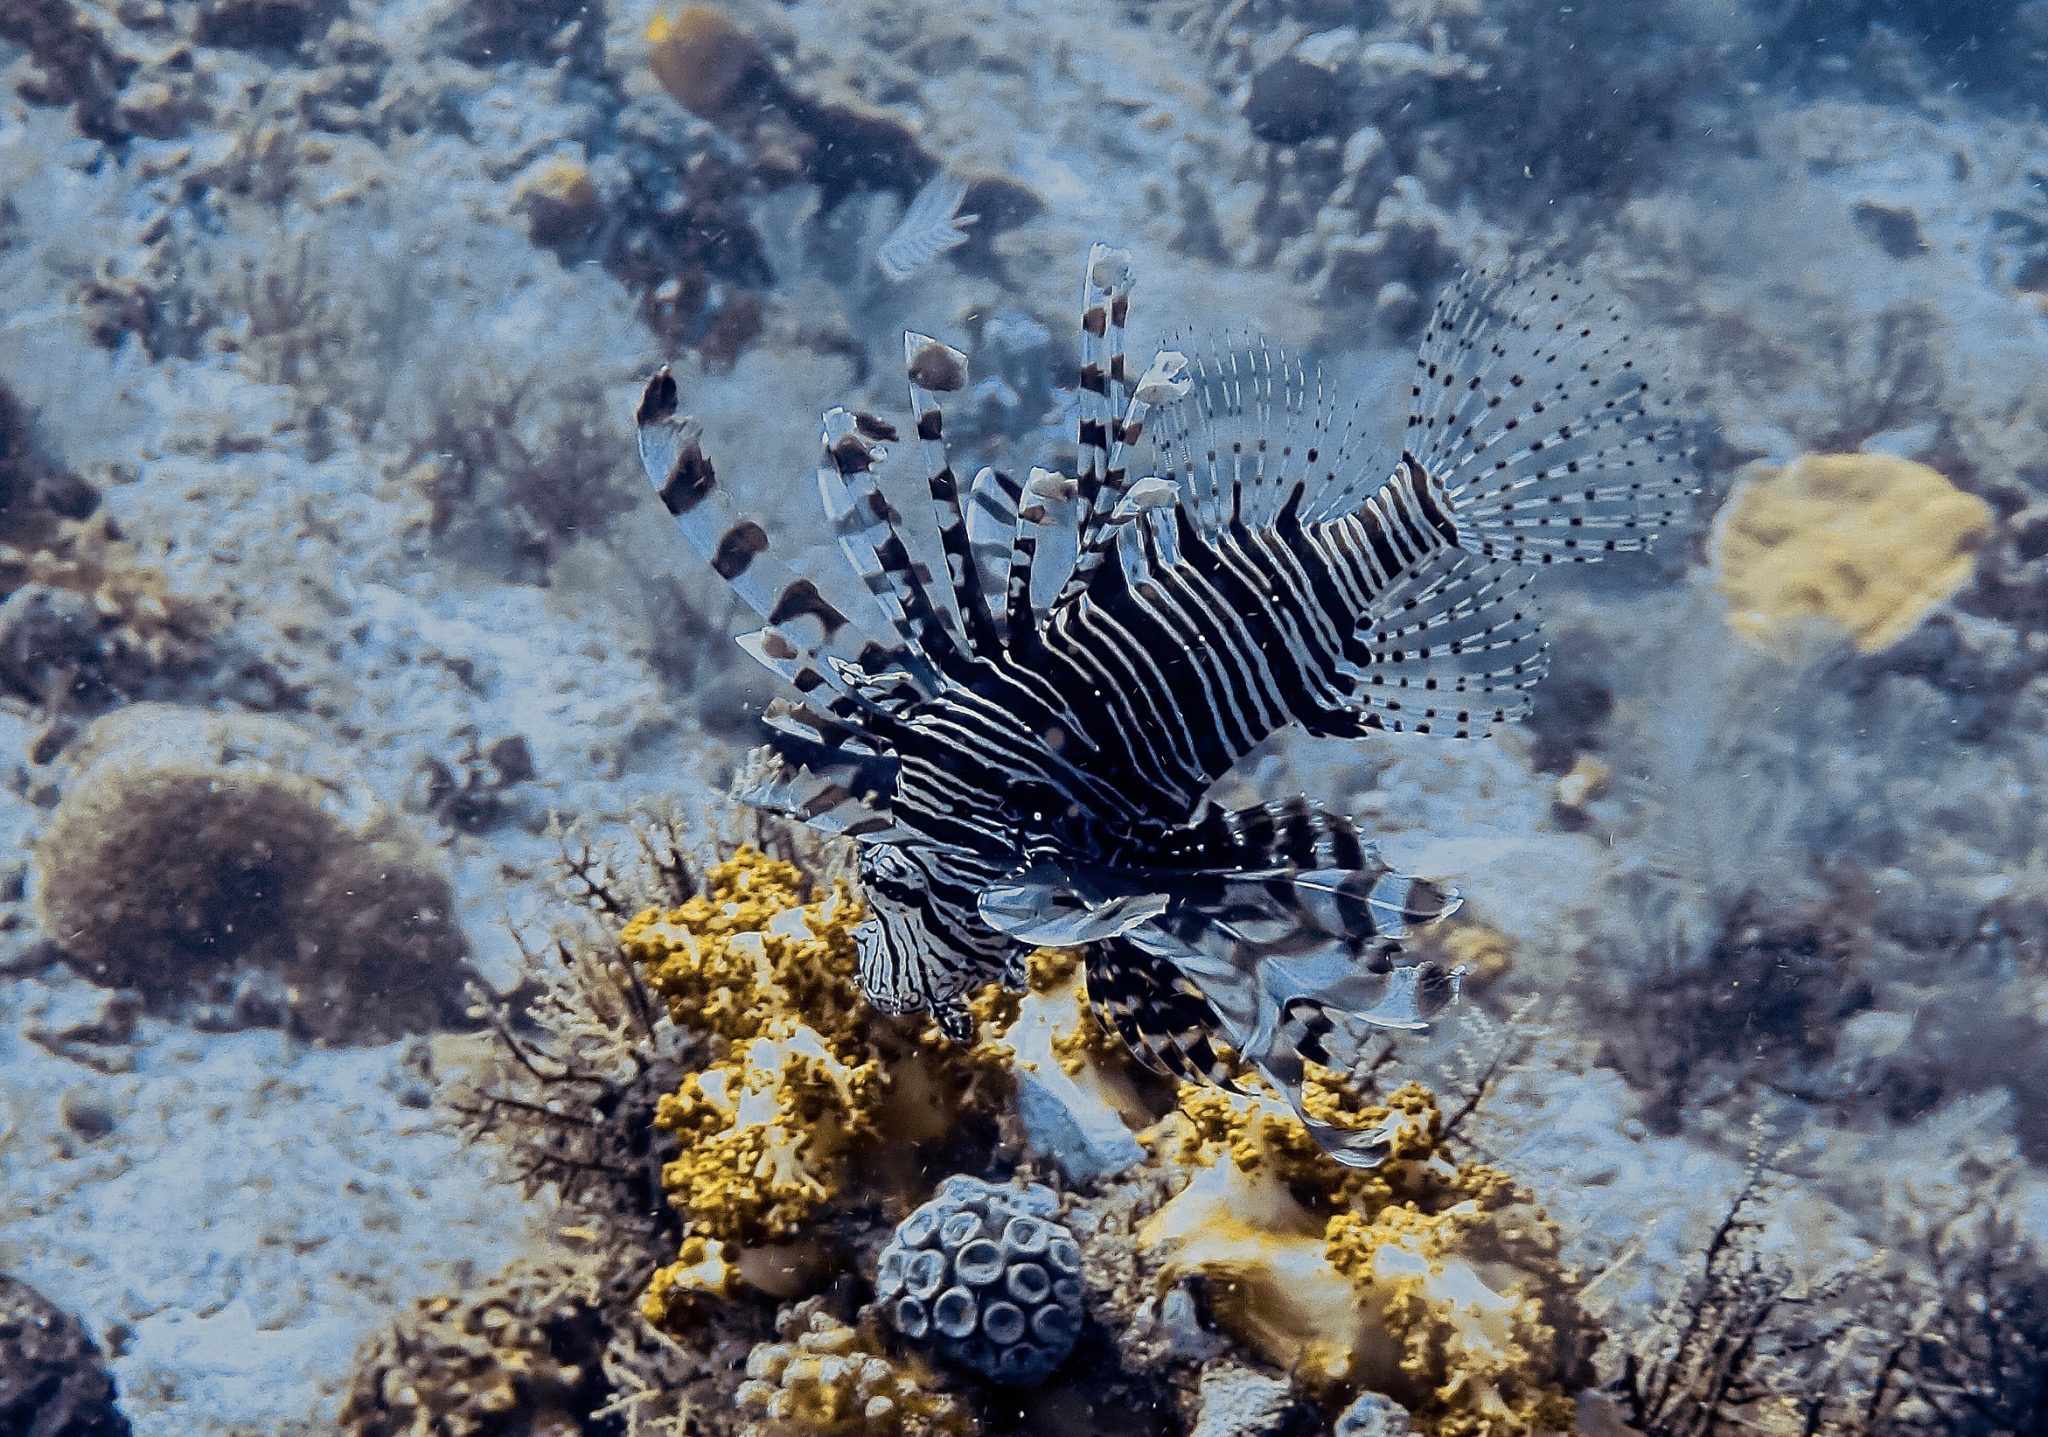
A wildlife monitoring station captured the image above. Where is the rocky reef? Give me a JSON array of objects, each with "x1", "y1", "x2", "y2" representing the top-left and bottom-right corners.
[{"x1": 3, "y1": 0, "x2": 2048, "y2": 1432}]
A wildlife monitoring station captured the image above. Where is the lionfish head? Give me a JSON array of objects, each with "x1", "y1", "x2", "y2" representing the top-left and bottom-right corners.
[{"x1": 853, "y1": 841, "x2": 977, "y2": 1040}]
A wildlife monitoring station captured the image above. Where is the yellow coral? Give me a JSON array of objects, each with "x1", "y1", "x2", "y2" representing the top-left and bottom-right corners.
[
  {"x1": 1140, "y1": 1081, "x2": 1588, "y2": 1431},
  {"x1": 736, "y1": 1300, "x2": 971, "y2": 1437},
  {"x1": 625, "y1": 847, "x2": 1012, "y2": 1323},
  {"x1": 1326, "y1": 1201, "x2": 1578, "y2": 1436},
  {"x1": 642, "y1": 1233, "x2": 737, "y2": 1320},
  {"x1": 1005, "y1": 945, "x2": 1155, "y2": 1133},
  {"x1": 623, "y1": 848, "x2": 862, "y2": 1048},
  {"x1": 1440, "y1": 922, "x2": 1515, "y2": 987},
  {"x1": 1711, "y1": 452, "x2": 1992, "y2": 652},
  {"x1": 1138, "y1": 1151, "x2": 1387, "y2": 1385},
  {"x1": 652, "y1": 1024, "x2": 880, "y2": 1245},
  {"x1": 1162, "y1": 1075, "x2": 1441, "y2": 1205},
  {"x1": 518, "y1": 155, "x2": 598, "y2": 212}
]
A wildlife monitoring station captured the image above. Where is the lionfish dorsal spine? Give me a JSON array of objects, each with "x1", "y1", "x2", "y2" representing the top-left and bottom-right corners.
[
  {"x1": 634, "y1": 369, "x2": 904, "y2": 709},
  {"x1": 1065, "y1": 349, "x2": 1195, "y2": 599},
  {"x1": 815, "y1": 405, "x2": 965, "y2": 689},
  {"x1": 903, "y1": 332, "x2": 1003, "y2": 655},
  {"x1": 1073, "y1": 243, "x2": 1132, "y2": 520},
  {"x1": 963, "y1": 463, "x2": 1021, "y2": 641},
  {"x1": 1005, "y1": 466, "x2": 1079, "y2": 638}
]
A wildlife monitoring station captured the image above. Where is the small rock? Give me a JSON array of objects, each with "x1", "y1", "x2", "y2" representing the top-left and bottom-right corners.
[
  {"x1": 1189, "y1": 1365, "x2": 1300, "y2": 1437},
  {"x1": 1852, "y1": 200, "x2": 1927, "y2": 259},
  {"x1": 1243, "y1": 55, "x2": 1349, "y2": 144},
  {"x1": 1151, "y1": 1285, "x2": 1228, "y2": 1362},
  {"x1": 0, "y1": 1273, "x2": 132, "y2": 1436},
  {"x1": 0, "y1": 585, "x2": 103, "y2": 702},
  {"x1": 59, "y1": 1086, "x2": 119, "y2": 1140},
  {"x1": 1335, "y1": 1391, "x2": 1414, "y2": 1437},
  {"x1": 1013, "y1": 1063, "x2": 1145, "y2": 1183}
]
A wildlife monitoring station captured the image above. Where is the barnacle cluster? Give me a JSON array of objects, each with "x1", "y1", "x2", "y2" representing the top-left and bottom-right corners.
[
  {"x1": 1139, "y1": 1079, "x2": 1588, "y2": 1435},
  {"x1": 622, "y1": 846, "x2": 1011, "y2": 1325}
]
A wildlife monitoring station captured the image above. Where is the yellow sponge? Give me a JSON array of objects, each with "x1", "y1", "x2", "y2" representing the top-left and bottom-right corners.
[{"x1": 1712, "y1": 452, "x2": 1992, "y2": 652}]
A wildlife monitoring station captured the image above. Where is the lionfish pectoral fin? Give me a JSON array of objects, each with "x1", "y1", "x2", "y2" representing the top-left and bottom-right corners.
[
  {"x1": 1343, "y1": 960, "x2": 1461, "y2": 1034},
  {"x1": 1195, "y1": 865, "x2": 1460, "y2": 954},
  {"x1": 978, "y1": 869, "x2": 1170, "y2": 946},
  {"x1": 1084, "y1": 935, "x2": 1245, "y2": 1091},
  {"x1": 1340, "y1": 549, "x2": 1551, "y2": 740},
  {"x1": 1308, "y1": 1122, "x2": 1395, "y2": 1170},
  {"x1": 930, "y1": 992, "x2": 977, "y2": 1043},
  {"x1": 1288, "y1": 866, "x2": 1463, "y2": 945}
]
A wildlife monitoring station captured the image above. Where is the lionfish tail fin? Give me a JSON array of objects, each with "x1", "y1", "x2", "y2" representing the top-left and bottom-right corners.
[{"x1": 1405, "y1": 263, "x2": 1697, "y2": 564}]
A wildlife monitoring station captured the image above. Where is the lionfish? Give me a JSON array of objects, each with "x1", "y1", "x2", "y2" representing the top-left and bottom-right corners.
[{"x1": 635, "y1": 245, "x2": 1690, "y2": 1166}]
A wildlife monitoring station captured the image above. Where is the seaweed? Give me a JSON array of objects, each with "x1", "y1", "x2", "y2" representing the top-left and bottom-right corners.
[
  {"x1": 1604, "y1": 1165, "x2": 1868, "y2": 1436},
  {"x1": 1898, "y1": 1166, "x2": 2048, "y2": 1434},
  {"x1": 454, "y1": 818, "x2": 703, "y2": 1252},
  {"x1": 1590, "y1": 888, "x2": 1874, "y2": 1135},
  {"x1": 407, "y1": 379, "x2": 640, "y2": 584}
]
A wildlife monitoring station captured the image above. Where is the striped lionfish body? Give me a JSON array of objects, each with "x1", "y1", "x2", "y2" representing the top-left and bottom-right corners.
[{"x1": 635, "y1": 245, "x2": 1691, "y2": 1166}]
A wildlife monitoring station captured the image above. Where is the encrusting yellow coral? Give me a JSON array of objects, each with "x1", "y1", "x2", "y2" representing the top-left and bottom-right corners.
[
  {"x1": 1711, "y1": 452, "x2": 1993, "y2": 653},
  {"x1": 1139, "y1": 1078, "x2": 1588, "y2": 1434},
  {"x1": 735, "y1": 1298, "x2": 972, "y2": 1437},
  {"x1": 621, "y1": 847, "x2": 1011, "y2": 1326}
]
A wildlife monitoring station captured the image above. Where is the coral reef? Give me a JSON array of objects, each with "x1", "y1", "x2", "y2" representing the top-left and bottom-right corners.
[
  {"x1": 1889, "y1": 1164, "x2": 2048, "y2": 1434},
  {"x1": 32, "y1": 704, "x2": 473, "y2": 1042},
  {"x1": 338, "y1": 1257, "x2": 617, "y2": 1437},
  {"x1": 1139, "y1": 1079, "x2": 1590, "y2": 1433},
  {"x1": 8, "y1": 0, "x2": 2048, "y2": 1429},
  {"x1": 1712, "y1": 452, "x2": 1994, "y2": 652},
  {"x1": 874, "y1": 1175, "x2": 1087, "y2": 1385},
  {"x1": 405, "y1": 380, "x2": 640, "y2": 586},
  {"x1": 735, "y1": 1298, "x2": 972, "y2": 1437},
  {"x1": 0, "y1": 1273, "x2": 132, "y2": 1437},
  {"x1": 0, "y1": 514, "x2": 218, "y2": 708},
  {"x1": 642, "y1": 7, "x2": 932, "y2": 208},
  {"x1": 1158, "y1": 0, "x2": 1756, "y2": 321},
  {"x1": 505, "y1": 840, "x2": 1010, "y2": 1325}
]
